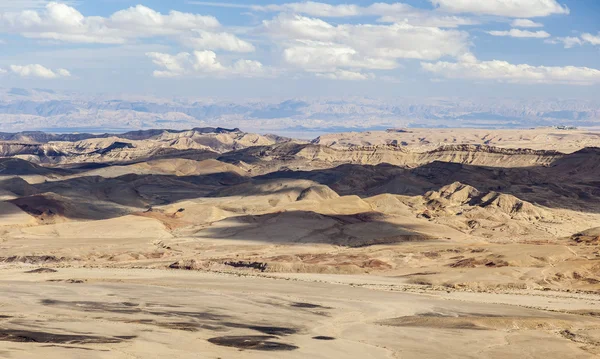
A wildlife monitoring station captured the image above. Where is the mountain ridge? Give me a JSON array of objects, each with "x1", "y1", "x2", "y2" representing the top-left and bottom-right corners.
[{"x1": 2, "y1": 88, "x2": 600, "y2": 133}]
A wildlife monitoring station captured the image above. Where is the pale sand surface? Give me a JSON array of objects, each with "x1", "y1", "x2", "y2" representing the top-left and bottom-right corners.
[{"x1": 1, "y1": 267, "x2": 599, "y2": 359}]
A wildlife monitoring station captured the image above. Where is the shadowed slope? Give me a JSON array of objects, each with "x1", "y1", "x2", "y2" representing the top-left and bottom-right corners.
[{"x1": 191, "y1": 210, "x2": 434, "y2": 247}]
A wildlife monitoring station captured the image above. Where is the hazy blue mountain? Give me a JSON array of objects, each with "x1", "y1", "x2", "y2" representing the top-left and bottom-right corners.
[{"x1": 0, "y1": 88, "x2": 598, "y2": 134}]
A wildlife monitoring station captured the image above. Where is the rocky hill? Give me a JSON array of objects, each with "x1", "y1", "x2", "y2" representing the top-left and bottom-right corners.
[{"x1": 2, "y1": 127, "x2": 600, "y2": 294}]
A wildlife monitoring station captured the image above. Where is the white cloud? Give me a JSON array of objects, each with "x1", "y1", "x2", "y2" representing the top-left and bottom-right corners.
[
  {"x1": 510, "y1": 19, "x2": 543, "y2": 28},
  {"x1": 0, "y1": 1, "x2": 78, "y2": 10},
  {"x1": 263, "y1": 14, "x2": 470, "y2": 75},
  {"x1": 377, "y1": 15, "x2": 479, "y2": 28},
  {"x1": 248, "y1": 0, "x2": 475, "y2": 27},
  {"x1": 194, "y1": 1, "x2": 404, "y2": 17},
  {"x1": 316, "y1": 69, "x2": 373, "y2": 80},
  {"x1": 546, "y1": 33, "x2": 600, "y2": 48},
  {"x1": 429, "y1": 0, "x2": 569, "y2": 17},
  {"x1": 422, "y1": 57, "x2": 600, "y2": 85},
  {"x1": 546, "y1": 36, "x2": 583, "y2": 48},
  {"x1": 232, "y1": 59, "x2": 265, "y2": 75},
  {"x1": 487, "y1": 29, "x2": 550, "y2": 38},
  {"x1": 0, "y1": 2, "x2": 222, "y2": 44},
  {"x1": 146, "y1": 51, "x2": 268, "y2": 78},
  {"x1": 192, "y1": 50, "x2": 226, "y2": 73},
  {"x1": 56, "y1": 68, "x2": 71, "y2": 77},
  {"x1": 0, "y1": 68, "x2": 6, "y2": 74},
  {"x1": 256, "y1": 2, "x2": 362, "y2": 17},
  {"x1": 109, "y1": 5, "x2": 219, "y2": 35},
  {"x1": 251, "y1": 1, "x2": 422, "y2": 19},
  {"x1": 9, "y1": 64, "x2": 71, "y2": 78},
  {"x1": 263, "y1": 14, "x2": 336, "y2": 41},
  {"x1": 581, "y1": 33, "x2": 600, "y2": 46},
  {"x1": 193, "y1": 1, "x2": 477, "y2": 28},
  {"x1": 187, "y1": 2, "x2": 254, "y2": 9},
  {"x1": 147, "y1": 52, "x2": 191, "y2": 77},
  {"x1": 283, "y1": 40, "x2": 397, "y2": 71},
  {"x1": 182, "y1": 30, "x2": 255, "y2": 52}
]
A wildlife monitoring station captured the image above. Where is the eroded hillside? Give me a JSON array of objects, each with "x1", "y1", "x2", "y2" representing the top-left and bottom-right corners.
[{"x1": 0, "y1": 128, "x2": 599, "y2": 294}]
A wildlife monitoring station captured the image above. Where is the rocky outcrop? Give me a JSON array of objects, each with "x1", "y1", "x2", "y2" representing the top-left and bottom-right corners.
[
  {"x1": 0, "y1": 128, "x2": 292, "y2": 164},
  {"x1": 425, "y1": 182, "x2": 548, "y2": 221},
  {"x1": 570, "y1": 227, "x2": 600, "y2": 245}
]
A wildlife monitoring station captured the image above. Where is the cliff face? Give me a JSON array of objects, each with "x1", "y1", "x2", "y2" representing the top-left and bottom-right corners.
[
  {"x1": 0, "y1": 128, "x2": 293, "y2": 164},
  {"x1": 293, "y1": 143, "x2": 563, "y2": 168},
  {"x1": 3, "y1": 128, "x2": 595, "y2": 172}
]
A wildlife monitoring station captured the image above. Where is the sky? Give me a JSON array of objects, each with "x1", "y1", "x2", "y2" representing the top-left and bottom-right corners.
[{"x1": 0, "y1": 0, "x2": 599, "y2": 99}]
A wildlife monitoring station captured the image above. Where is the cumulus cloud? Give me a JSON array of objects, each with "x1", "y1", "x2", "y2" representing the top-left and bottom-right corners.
[
  {"x1": 488, "y1": 29, "x2": 550, "y2": 38},
  {"x1": 8, "y1": 64, "x2": 71, "y2": 78},
  {"x1": 546, "y1": 33, "x2": 600, "y2": 48},
  {"x1": 56, "y1": 68, "x2": 71, "y2": 77},
  {"x1": 193, "y1": 1, "x2": 477, "y2": 28},
  {"x1": 191, "y1": 50, "x2": 227, "y2": 73},
  {"x1": 256, "y1": 2, "x2": 363, "y2": 17},
  {"x1": 316, "y1": 69, "x2": 373, "y2": 80},
  {"x1": 377, "y1": 15, "x2": 479, "y2": 28},
  {"x1": 232, "y1": 59, "x2": 265, "y2": 74},
  {"x1": 421, "y1": 56, "x2": 600, "y2": 85},
  {"x1": 109, "y1": 5, "x2": 219, "y2": 35},
  {"x1": 146, "y1": 52, "x2": 191, "y2": 78},
  {"x1": 181, "y1": 30, "x2": 255, "y2": 53},
  {"x1": 263, "y1": 14, "x2": 336, "y2": 41},
  {"x1": 283, "y1": 40, "x2": 397, "y2": 71},
  {"x1": 0, "y1": 2, "x2": 223, "y2": 44},
  {"x1": 0, "y1": 1, "x2": 78, "y2": 10},
  {"x1": 546, "y1": 36, "x2": 583, "y2": 48},
  {"x1": 429, "y1": 0, "x2": 569, "y2": 17},
  {"x1": 146, "y1": 51, "x2": 267, "y2": 78},
  {"x1": 511, "y1": 19, "x2": 543, "y2": 28},
  {"x1": 263, "y1": 14, "x2": 470, "y2": 75},
  {"x1": 581, "y1": 33, "x2": 600, "y2": 46}
]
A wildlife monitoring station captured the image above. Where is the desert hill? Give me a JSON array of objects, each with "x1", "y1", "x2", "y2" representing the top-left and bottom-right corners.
[
  {"x1": 313, "y1": 128, "x2": 600, "y2": 153},
  {"x1": 0, "y1": 127, "x2": 294, "y2": 165},
  {"x1": 0, "y1": 157, "x2": 69, "y2": 176},
  {"x1": 1, "y1": 127, "x2": 600, "y2": 293}
]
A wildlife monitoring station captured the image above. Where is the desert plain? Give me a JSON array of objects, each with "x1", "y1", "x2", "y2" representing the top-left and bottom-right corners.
[{"x1": 1, "y1": 127, "x2": 600, "y2": 358}]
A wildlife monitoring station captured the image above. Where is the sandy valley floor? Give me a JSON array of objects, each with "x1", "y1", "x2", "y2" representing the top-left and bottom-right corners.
[{"x1": 1, "y1": 267, "x2": 600, "y2": 359}]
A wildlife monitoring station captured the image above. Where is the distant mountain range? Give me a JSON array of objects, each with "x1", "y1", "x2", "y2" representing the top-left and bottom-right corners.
[{"x1": 1, "y1": 88, "x2": 599, "y2": 134}]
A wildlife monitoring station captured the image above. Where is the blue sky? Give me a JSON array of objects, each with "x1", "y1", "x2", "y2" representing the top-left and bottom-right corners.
[{"x1": 0, "y1": 0, "x2": 599, "y2": 99}]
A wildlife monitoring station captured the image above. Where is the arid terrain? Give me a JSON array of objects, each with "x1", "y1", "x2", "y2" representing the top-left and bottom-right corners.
[{"x1": 1, "y1": 127, "x2": 600, "y2": 358}]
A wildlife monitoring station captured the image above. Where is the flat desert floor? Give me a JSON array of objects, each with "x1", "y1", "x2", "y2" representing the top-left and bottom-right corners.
[{"x1": 1, "y1": 267, "x2": 600, "y2": 359}]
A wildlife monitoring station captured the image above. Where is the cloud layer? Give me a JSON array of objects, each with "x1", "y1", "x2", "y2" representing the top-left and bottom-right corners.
[
  {"x1": 0, "y1": 64, "x2": 71, "y2": 78},
  {"x1": 422, "y1": 57, "x2": 600, "y2": 85},
  {"x1": 488, "y1": 29, "x2": 550, "y2": 38},
  {"x1": 548, "y1": 32, "x2": 600, "y2": 48},
  {"x1": 263, "y1": 13, "x2": 470, "y2": 79},
  {"x1": 1, "y1": 1, "x2": 597, "y2": 87},
  {"x1": 146, "y1": 51, "x2": 266, "y2": 78},
  {"x1": 0, "y1": 1, "x2": 251, "y2": 48},
  {"x1": 430, "y1": 0, "x2": 569, "y2": 17},
  {"x1": 511, "y1": 19, "x2": 544, "y2": 28}
]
